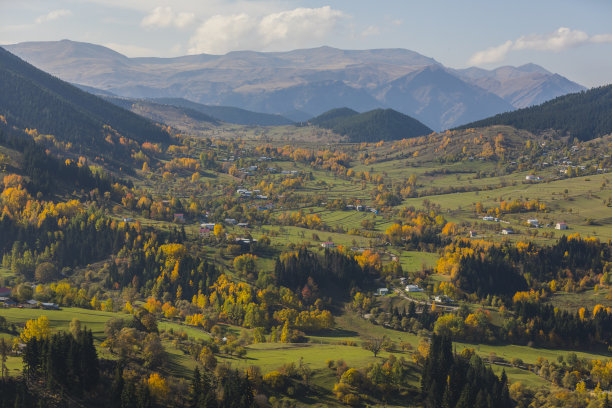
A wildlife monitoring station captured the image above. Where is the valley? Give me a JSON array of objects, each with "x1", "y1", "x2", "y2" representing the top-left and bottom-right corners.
[{"x1": 0, "y1": 44, "x2": 610, "y2": 408}]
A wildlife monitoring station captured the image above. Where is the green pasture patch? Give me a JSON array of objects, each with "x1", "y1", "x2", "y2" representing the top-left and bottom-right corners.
[
  {"x1": 397, "y1": 251, "x2": 439, "y2": 273},
  {"x1": 547, "y1": 289, "x2": 610, "y2": 313},
  {"x1": 0, "y1": 307, "x2": 120, "y2": 341},
  {"x1": 217, "y1": 342, "x2": 399, "y2": 374},
  {"x1": 490, "y1": 365, "x2": 550, "y2": 389}
]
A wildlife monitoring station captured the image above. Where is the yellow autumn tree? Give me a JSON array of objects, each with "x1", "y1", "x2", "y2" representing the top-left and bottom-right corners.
[
  {"x1": 20, "y1": 316, "x2": 50, "y2": 342},
  {"x1": 147, "y1": 373, "x2": 169, "y2": 400}
]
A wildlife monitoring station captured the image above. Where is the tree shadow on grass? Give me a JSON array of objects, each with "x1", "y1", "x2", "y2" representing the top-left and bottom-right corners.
[{"x1": 310, "y1": 327, "x2": 358, "y2": 338}]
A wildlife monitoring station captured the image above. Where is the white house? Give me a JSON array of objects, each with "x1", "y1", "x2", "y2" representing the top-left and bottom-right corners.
[
  {"x1": 405, "y1": 284, "x2": 424, "y2": 292},
  {"x1": 555, "y1": 222, "x2": 569, "y2": 230},
  {"x1": 375, "y1": 288, "x2": 389, "y2": 296},
  {"x1": 527, "y1": 219, "x2": 539, "y2": 227},
  {"x1": 321, "y1": 242, "x2": 336, "y2": 249},
  {"x1": 501, "y1": 228, "x2": 514, "y2": 235}
]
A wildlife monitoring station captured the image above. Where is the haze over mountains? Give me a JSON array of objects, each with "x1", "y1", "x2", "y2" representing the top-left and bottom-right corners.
[{"x1": 3, "y1": 40, "x2": 585, "y2": 130}]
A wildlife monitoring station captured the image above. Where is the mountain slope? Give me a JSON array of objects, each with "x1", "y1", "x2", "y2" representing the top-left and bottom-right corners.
[
  {"x1": 376, "y1": 66, "x2": 514, "y2": 130},
  {"x1": 0, "y1": 46, "x2": 170, "y2": 165},
  {"x1": 453, "y1": 64, "x2": 586, "y2": 108},
  {"x1": 4, "y1": 40, "x2": 585, "y2": 130},
  {"x1": 311, "y1": 108, "x2": 432, "y2": 142},
  {"x1": 457, "y1": 84, "x2": 612, "y2": 141},
  {"x1": 150, "y1": 98, "x2": 293, "y2": 126},
  {"x1": 102, "y1": 97, "x2": 221, "y2": 126}
]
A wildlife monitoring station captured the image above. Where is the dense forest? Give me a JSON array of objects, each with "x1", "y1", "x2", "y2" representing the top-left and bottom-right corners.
[
  {"x1": 309, "y1": 108, "x2": 433, "y2": 142},
  {"x1": 458, "y1": 84, "x2": 612, "y2": 141},
  {"x1": 0, "y1": 47, "x2": 171, "y2": 164}
]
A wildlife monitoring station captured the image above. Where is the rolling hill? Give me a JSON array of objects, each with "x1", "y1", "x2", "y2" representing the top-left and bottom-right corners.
[
  {"x1": 310, "y1": 108, "x2": 432, "y2": 142},
  {"x1": 458, "y1": 84, "x2": 612, "y2": 141},
  {"x1": 0, "y1": 46, "x2": 171, "y2": 166},
  {"x1": 4, "y1": 40, "x2": 585, "y2": 130}
]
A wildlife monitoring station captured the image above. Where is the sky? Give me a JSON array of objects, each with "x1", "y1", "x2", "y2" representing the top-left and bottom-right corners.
[{"x1": 1, "y1": 0, "x2": 612, "y2": 87}]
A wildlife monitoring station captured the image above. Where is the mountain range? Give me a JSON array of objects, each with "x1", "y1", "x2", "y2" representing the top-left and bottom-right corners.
[{"x1": 3, "y1": 40, "x2": 585, "y2": 131}]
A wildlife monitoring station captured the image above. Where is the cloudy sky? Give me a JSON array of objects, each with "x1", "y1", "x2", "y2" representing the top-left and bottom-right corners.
[{"x1": 1, "y1": 0, "x2": 612, "y2": 87}]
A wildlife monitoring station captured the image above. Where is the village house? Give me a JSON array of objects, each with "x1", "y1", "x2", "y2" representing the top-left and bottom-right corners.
[{"x1": 555, "y1": 222, "x2": 569, "y2": 230}]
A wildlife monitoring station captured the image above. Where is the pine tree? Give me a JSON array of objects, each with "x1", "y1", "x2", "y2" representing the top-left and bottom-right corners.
[{"x1": 191, "y1": 367, "x2": 202, "y2": 408}]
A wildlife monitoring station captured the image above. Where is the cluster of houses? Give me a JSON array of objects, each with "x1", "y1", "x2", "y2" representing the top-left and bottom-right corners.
[
  {"x1": 481, "y1": 216, "x2": 569, "y2": 235},
  {"x1": 346, "y1": 204, "x2": 378, "y2": 214},
  {"x1": 0, "y1": 287, "x2": 59, "y2": 310},
  {"x1": 236, "y1": 188, "x2": 268, "y2": 200},
  {"x1": 199, "y1": 219, "x2": 249, "y2": 237}
]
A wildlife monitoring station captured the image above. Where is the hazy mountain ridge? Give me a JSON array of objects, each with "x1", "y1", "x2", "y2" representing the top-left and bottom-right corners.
[
  {"x1": 452, "y1": 64, "x2": 585, "y2": 108},
  {"x1": 100, "y1": 95, "x2": 294, "y2": 126},
  {"x1": 4, "y1": 40, "x2": 585, "y2": 130}
]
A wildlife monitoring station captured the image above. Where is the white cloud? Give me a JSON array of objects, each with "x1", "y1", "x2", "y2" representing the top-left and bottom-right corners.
[
  {"x1": 469, "y1": 40, "x2": 513, "y2": 65},
  {"x1": 362, "y1": 25, "x2": 380, "y2": 37},
  {"x1": 141, "y1": 6, "x2": 195, "y2": 29},
  {"x1": 188, "y1": 6, "x2": 344, "y2": 54},
  {"x1": 513, "y1": 27, "x2": 588, "y2": 51},
  {"x1": 469, "y1": 27, "x2": 612, "y2": 66},
  {"x1": 35, "y1": 9, "x2": 72, "y2": 24}
]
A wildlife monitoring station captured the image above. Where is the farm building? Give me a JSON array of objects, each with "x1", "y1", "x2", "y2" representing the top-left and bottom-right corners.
[
  {"x1": 321, "y1": 242, "x2": 336, "y2": 248},
  {"x1": 501, "y1": 228, "x2": 514, "y2": 235},
  {"x1": 405, "y1": 284, "x2": 424, "y2": 292},
  {"x1": 555, "y1": 222, "x2": 569, "y2": 230}
]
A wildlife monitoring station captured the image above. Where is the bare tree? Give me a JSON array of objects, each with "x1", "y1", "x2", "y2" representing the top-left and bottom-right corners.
[{"x1": 362, "y1": 336, "x2": 388, "y2": 357}]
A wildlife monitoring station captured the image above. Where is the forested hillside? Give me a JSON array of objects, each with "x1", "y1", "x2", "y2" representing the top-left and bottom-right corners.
[
  {"x1": 310, "y1": 108, "x2": 432, "y2": 142},
  {"x1": 458, "y1": 84, "x2": 612, "y2": 141},
  {"x1": 0, "y1": 47, "x2": 171, "y2": 165}
]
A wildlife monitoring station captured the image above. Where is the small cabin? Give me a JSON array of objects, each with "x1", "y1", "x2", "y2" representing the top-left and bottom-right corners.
[
  {"x1": 501, "y1": 228, "x2": 514, "y2": 235},
  {"x1": 321, "y1": 242, "x2": 336, "y2": 249},
  {"x1": 555, "y1": 222, "x2": 568, "y2": 230}
]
